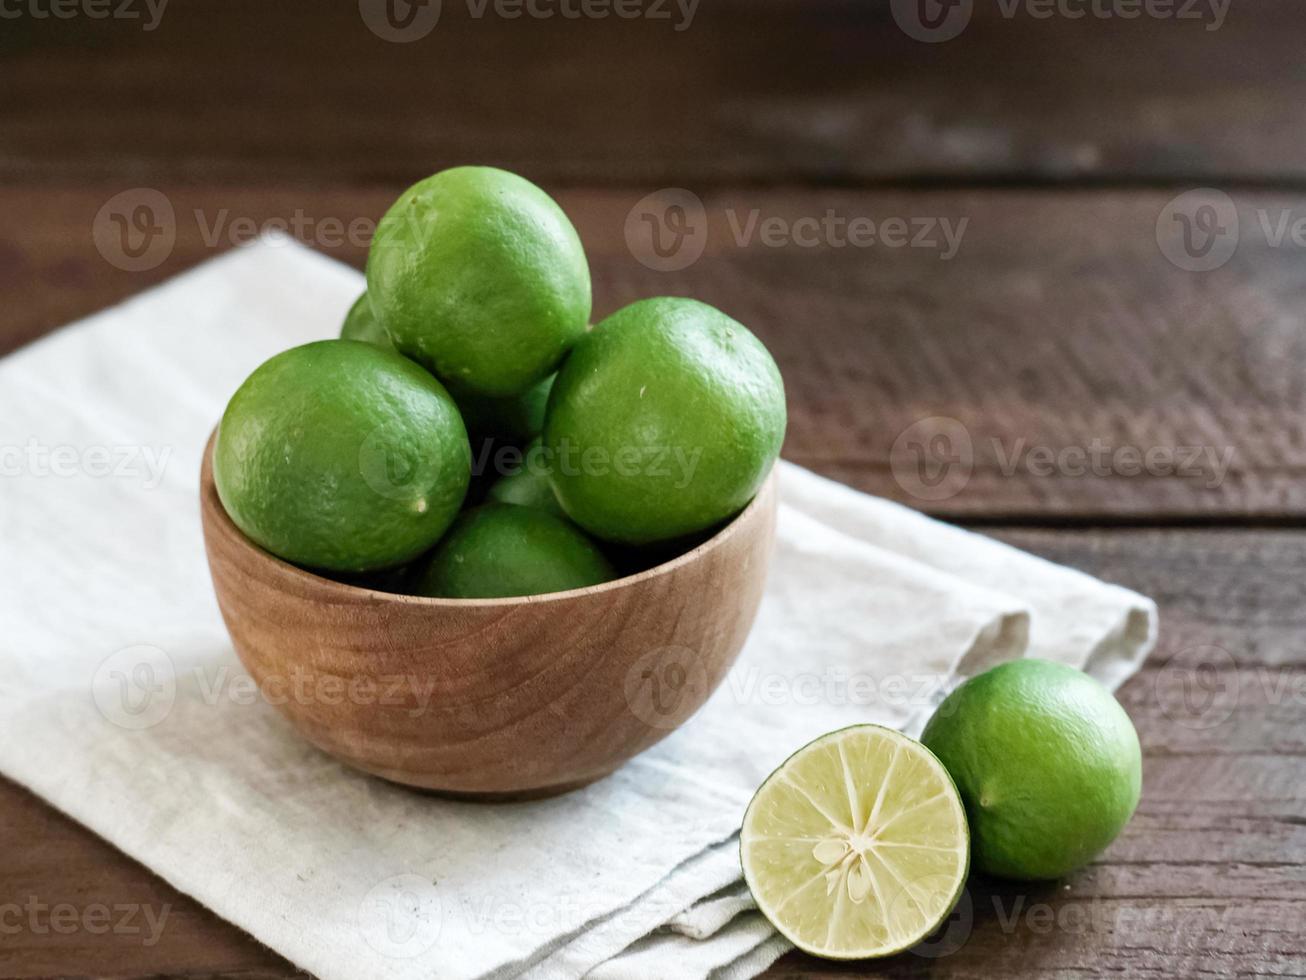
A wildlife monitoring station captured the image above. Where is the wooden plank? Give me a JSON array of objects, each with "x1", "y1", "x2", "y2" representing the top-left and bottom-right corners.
[
  {"x1": 4, "y1": 1, "x2": 1306, "y2": 185},
  {"x1": 773, "y1": 898, "x2": 1306, "y2": 979},
  {"x1": 5, "y1": 184, "x2": 1306, "y2": 519},
  {"x1": 0, "y1": 528, "x2": 1302, "y2": 978}
]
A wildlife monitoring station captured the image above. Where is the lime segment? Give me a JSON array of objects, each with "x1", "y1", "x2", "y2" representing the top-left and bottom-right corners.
[{"x1": 741, "y1": 725, "x2": 969, "y2": 960}]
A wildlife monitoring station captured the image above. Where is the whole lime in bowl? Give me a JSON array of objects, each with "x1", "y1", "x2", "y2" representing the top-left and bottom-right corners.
[
  {"x1": 487, "y1": 438, "x2": 566, "y2": 519},
  {"x1": 544, "y1": 297, "x2": 786, "y2": 545},
  {"x1": 338, "y1": 289, "x2": 554, "y2": 442},
  {"x1": 449, "y1": 372, "x2": 555, "y2": 443},
  {"x1": 339, "y1": 291, "x2": 392, "y2": 350},
  {"x1": 213, "y1": 339, "x2": 470, "y2": 573},
  {"x1": 412, "y1": 502, "x2": 614, "y2": 599},
  {"x1": 921, "y1": 659, "x2": 1142, "y2": 880},
  {"x1": 366, "y1": 166, "x2": 591, "y2": 397}
]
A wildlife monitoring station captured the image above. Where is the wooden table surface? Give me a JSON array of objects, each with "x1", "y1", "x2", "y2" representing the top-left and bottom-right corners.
[{"x1": 3, "y1": 2, "x2": 1304, "y2": 977}]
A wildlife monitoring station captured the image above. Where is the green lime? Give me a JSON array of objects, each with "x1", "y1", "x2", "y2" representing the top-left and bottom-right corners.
[
  {"x1": 367, "y1": 166, "x2": 591, "y2": 397},
  {"x1": 487, "y1": 438, "x2": 566, "y2": 518},
  {"x1": 920, "y1": 659, "x2": 1142, "y2": 881},
  {"x1": 741, "y1": 725, "x2": 969, "y2": 959},
  {"x1": 412, "y1": 502, "x2": 614, "y2": 599},
  {"x1": 339, "y1": 291, "x2": 393, "y2": 350},
  {"x1": 214, "y1": 340, "x2": 470, "y2": 573},
  {"x1": 544, "y1": 297, "x2": 786, "y2": 545},
  {"x1": 452, "y1": 373, "x2": 555, "y2": 443},
  {"x1": 340, "y1": 289, "x2": 555, "y2": 442}
]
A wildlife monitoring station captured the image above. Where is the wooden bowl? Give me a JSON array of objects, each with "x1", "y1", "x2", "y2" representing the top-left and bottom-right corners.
[{"x1": 199, "y1": 432, "x2": 776, "y2": 798}]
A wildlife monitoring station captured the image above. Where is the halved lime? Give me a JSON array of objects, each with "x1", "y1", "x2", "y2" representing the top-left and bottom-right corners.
[{"x1": 740, "y1": 725, "x2": 969, "y2": 959}]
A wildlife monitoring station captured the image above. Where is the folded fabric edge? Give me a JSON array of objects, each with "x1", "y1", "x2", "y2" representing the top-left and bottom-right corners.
[
  {"x1": 708, "y1": 933, "x2": 791, "y2": 980},
  {"x1": 778, "y1": 460, "x2": 1155, "y2": 603},
  {"x1": 502, "y1": 827, "x2": 743, "y2": 980},
  {"x1": 1082, "y1": 599, "x2": 1159, "y2": 689},
  {"x1": 586, "y1": 912, "x2": 776, "y2": 980},
  {"x1": 777, "y1": 504, "x2": 1035, "y2": 672},
  {"x1": 954, "y1": 609, "x2": 1030, "y2": 679},
  {"x1": 666, "y1": 884, "x2": 753, "y2": 940}
]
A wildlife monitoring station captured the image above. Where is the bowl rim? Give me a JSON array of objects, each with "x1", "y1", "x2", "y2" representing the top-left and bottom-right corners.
[{"x1": 202, "y1": 429, "x2": 778, "y2": 609}]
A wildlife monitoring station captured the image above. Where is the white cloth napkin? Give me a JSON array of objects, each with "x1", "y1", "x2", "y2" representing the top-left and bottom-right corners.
[{"x1": 0, "y1": 238, "x2": 1157, "y2": 980}]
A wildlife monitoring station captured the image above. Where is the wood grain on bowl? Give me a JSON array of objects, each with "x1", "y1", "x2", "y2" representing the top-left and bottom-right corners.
[{"x1": 199, "y1": 432, "x2": 776, "y2": 797}]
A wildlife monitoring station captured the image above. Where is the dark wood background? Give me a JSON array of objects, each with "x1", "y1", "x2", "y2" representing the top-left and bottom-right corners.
[{"x1": 2, "y1": 1, "x2": 1304, "y2": 977}]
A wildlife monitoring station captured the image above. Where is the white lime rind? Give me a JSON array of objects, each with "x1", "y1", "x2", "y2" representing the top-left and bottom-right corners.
[{"x1": 740, "y1": 724, "x2": 970, "y2": 960}]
